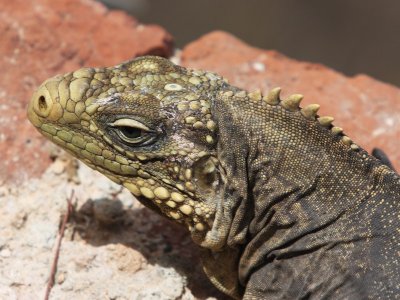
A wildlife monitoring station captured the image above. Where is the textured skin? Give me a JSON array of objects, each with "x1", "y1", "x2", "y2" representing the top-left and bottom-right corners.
[{"x1": 27, "y1": 56, "x2": 400, "y2": 299}]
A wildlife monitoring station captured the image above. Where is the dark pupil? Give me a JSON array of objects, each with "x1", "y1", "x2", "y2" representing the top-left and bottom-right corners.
[{"x1": 119, "y1": 126, "x2": 142, "y2": 139}]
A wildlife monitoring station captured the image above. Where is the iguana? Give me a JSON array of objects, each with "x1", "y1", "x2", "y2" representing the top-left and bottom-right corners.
[{"x1": 27, "y1": 56, "x2": 400, "y2": 299}]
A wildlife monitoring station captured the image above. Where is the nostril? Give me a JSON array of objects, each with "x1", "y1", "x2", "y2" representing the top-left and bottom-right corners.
[
  {"x1": 32, "y1": 89, "x2": 52, "y2": 118},
  {"x1": 38, "y1": 95, "x2": 47, "y2": 111}
]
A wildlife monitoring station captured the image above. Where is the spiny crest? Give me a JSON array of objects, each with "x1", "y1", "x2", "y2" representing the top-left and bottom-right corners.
[
  {"x1": 318, "y1": 116, "x2": 334, "y2": 127},
  {"x1": 281, "y1": 94, "x2": 303, "y2": 111},
  {"x1": 263, "y1": 87, "x2": 281, "y2": 105},
  {"x1": 248, "y1": 89, "x2": 262, "y2": 101},
  {"x1": 238, "y1": 87, "x2": 360, "y2": 151},
  {"x1": 301, "y1": 104, "x2": 320, "y2": 120}
]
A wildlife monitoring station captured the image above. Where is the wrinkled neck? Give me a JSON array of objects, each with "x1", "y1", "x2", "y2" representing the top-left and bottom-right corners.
[
  {"x1": 201, "y1": 88, "x2": 381, "y2": 248},
  {"x1": 194, "y1": 88, "x2": 399, "y2": 298}
]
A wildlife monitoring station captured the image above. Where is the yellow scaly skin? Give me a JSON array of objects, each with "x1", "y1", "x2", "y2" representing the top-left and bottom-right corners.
[{"x1": 28, "y1": 56, "x2": 221, "y2": 236}]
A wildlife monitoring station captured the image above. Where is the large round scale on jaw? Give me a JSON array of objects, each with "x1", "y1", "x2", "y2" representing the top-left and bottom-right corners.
[
  {"x1": 140, "y1": 187, "x2": 155, "y2": 199},
  {"x1": 154, "y1": 187, "x2": 170, "y2": 200},
  {"x1": 195, "y1": 223, "x2": 205, "y2": 231},
  {"x1": 179, "y1": 205, "x2": 193, "y2": 215},
  {"x1": 123, "y1": 182, "x2": 142, "y2": 197},
  {"x1": 169, "y1": 211, "x2": 181, "y2": 220},
  {"x1": 166, "y1": 201, "x2": 177, "y2": 208},
  {"x1": 171, "y1": 192, "x2": 185, "y2": 202}
]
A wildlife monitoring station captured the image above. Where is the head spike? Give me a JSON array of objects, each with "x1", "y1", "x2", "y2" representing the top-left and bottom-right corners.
[
  {"x1": 222, "y1": 90, "x2": 233, "y2": 98},
  {"x1": 281, "y1": 94, "x2": 303, "y2": 111},
  {"x1": 342, "y1": 136, "x2": 352, "y2": 145},
  {"x1": 235, "y1": 91, "x2": 246, "y2": 98},
  {"x1": 263, "y1": 87, "x2": 281, "y2": 105},
  {"x1": 301, "y1": 104, "x2": 320, "y2": 119},
  {"x1": 331, "y1": 126, "x2": 343, "y2": 135},
  {"x1": 318, "y1": 116, "x2": 334, "y2": 127},
  {"x1": 248, "y1": 89, "x2": 262, "y2": 101},
  {"x1": 350, "y1": 144, "x2": 360, "y2": 150}
]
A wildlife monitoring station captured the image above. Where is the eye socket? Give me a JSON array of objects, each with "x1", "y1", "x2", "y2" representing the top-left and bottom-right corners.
[{"x1": 109, "y1": 118, "x2": 155, "y2": 145}]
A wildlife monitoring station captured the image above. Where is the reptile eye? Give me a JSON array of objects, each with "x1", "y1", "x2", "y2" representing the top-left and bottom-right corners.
[
  {"x1": 110, "y1": 118, "x2": 154, "y2": 145},
  {"x1": 118, "y1": 126, "x2": 143, "y2": 139}
]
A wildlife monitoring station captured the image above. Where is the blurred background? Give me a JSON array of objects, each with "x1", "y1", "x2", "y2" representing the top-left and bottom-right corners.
[{"x1": 100, "y1": 0, "x2": 400, "y2": 87}]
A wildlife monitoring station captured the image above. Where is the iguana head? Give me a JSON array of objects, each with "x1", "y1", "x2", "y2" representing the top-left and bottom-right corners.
[{"x1": 27, "y1": 56, "x2": 227, "y2": 233}]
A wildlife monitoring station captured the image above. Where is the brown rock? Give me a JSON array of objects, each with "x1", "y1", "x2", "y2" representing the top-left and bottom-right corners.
[
  {"x1": 0, "y1": 0, "x2": 173, "y2": 184},
  {"x1": 181, "y1": 31, "x2": 400, "y2": 171}
]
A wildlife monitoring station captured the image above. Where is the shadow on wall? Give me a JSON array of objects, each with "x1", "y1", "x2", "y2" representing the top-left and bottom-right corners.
[{"x1": 101, "y1": 0, "x2": 400, "y2": 87}]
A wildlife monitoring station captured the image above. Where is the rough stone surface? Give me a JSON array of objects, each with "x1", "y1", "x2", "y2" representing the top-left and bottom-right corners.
[
  {"x1": 0, "y1": 156, "x2": 224, "y2": 299},
  {"x1": 0, "y1": 0, "x2": 173, "y2": 184},
  {"x1": 181, "y1": 31, "x2": 400, "y2": 171}
]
